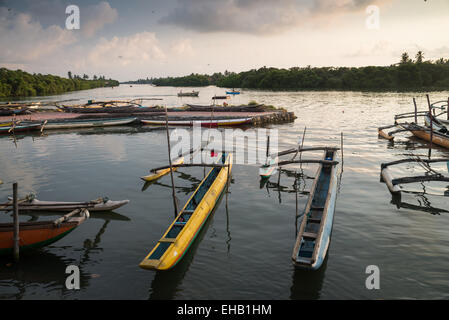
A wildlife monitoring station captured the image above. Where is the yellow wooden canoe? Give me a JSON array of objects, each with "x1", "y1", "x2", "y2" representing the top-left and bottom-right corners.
[
  {"x1": 139, "y1": 153, "x2": 232, "y2": 270},
  {"x1": 140, "y1": 157, "x2": 184, "y2": 182}
]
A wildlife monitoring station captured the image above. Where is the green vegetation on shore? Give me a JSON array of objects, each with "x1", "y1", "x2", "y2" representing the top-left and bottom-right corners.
[
  {"x1": 144, "y1": 52, "x2": 449, "y2": 91},
  {"x1": 0, "y1": 68, "x2": 119, "y2": 98}
]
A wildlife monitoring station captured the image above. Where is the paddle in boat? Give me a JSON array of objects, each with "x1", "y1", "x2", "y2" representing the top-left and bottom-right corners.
[
  {"x1": 0, "y1": 208, "x2": 89, "y2": 255},
  {"x1": 139, "y1": 152, "x2": 232, "y2": 270},
  {"x1": 292, "y1": 148, "x2": 340, "y2": 270},
  {"x1": 140, "y1": 117, "x2": 252, "y2": 127}
]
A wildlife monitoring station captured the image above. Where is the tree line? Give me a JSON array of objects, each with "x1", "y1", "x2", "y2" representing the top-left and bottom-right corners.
[
  {"x1": 0, "y1": 68, "x2": 120, "y2": 98},
  {"x1": 146, "y1": 52, "x2": 449, "y2": 91}
]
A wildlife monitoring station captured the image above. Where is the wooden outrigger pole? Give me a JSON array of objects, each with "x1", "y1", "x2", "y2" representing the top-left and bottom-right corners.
[{"x1": 164, "y1": 106, "x2": 178, "y2": 217}]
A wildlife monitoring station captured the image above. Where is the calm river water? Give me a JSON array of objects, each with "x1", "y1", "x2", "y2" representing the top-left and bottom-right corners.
[{"x1": 1, "y1": 85, "x2": 449, "y2": 299}]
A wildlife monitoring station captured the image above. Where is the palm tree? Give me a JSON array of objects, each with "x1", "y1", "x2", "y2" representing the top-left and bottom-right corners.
[
  {"x1": 400, "y1": 52, "x2": 411, "y2": 64},
  {"x1": 415, "y1": 51, "x2": 424, "y2": 64}
]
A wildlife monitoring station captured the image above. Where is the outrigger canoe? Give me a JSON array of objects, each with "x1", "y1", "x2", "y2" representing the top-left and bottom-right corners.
[
  {"x1": 0, "y1": 208, "x2": 89, "y2": 255},
  {"x1": 42, "y1": 117, "x2": 137, "y2": 130},
  {"x1": 0, "y1": 123, "x2": 41, "y2": 134},
  {"x1": 292, "y1": 149, "x2": 339, "y2": 270},
  {"x1": 141, "y1": 157, "x2": 184, "y2": 182},
  {"x1": 2, "y1": 196, "x2": 129, "y2": 212},
  {"x1": 139, "y1": 152, "x2": 232, "y2": 270},
  {"x1": 401, "y1": 122, "x2": 449, "y2": 149},
  {"x1": 140, "y1": 118, "x2": 252, "y2": 127}
]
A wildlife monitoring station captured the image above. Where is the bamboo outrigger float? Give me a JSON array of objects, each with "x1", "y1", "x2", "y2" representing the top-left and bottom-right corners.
[
  {"x1": 139, "y1": 152, "x2": 232, "y2": 270},
  {"x1": 380, "y1": 158, "x2": 449, "y2": 196},
  {"x1": 0, "y1": 208, "x2": 89, "y2": 255},
  {"x1": 292, "y1": 148, "x2": 340, "y2": 270}
]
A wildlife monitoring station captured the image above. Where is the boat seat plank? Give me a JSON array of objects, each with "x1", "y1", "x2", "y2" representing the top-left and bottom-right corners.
[
  {"x1": 159, "y1": 238, "x2": 176, "y2": 243},
  {"x1": 302, "y1": 232, "x2": 318, "y2": 239}
]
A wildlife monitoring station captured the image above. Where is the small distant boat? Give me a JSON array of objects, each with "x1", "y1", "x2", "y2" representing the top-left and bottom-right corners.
[
  {"x1": 226, "y1": 90, "x2": 240, "y2": 95},
  {"x1": 140, "y1": 117, "x2": 252, "y2": 127},
  {"x1": 212, "y1": 95, "x2": 229, "y2": 100},
  {"x1": 178, "y1": 91, "x2": 199, "y2": 97},
  {"x1": 292, "y1": 149, "x2": 339, "y2": 270},
  {"x1": 42, "y1": 117, "x2": 137, "y2": 130},
  {"x1": 139, "y1": 153, "x2": 232, "y2": 270},
  {"x1": 3, "y1": 196, "x2": 129, "y2": 212},
  {"x1": 0, "y1": 208, "x2": 89, "y2": 255},
  {"x1": 259, "y1": 157, "x2": 278, "y2": 178},
  {"x1": 0, "y1": 122, "x2": 41, "y2": 134},
  {"x1": 141, "y1": 157, "x2": 184, "y2": 182}
]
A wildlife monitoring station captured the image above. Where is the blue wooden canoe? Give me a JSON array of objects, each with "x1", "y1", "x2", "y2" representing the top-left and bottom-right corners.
[
  {"x1": 292, "y1": 149, "x2": 339, "y2": 270},
  {"x1": 226, "y1": 91, "x2": 240, "y2": 95}
]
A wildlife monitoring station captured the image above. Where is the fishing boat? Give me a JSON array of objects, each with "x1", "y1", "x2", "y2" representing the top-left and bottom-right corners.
[
  {"x1": 140, "y1": 117, "x2": 252, "y2": 127},
  {"x1": 139, "y1": 152, "x2": 232, "y2": 270},
  {"x1": 0, "y1": 208, "x2": 89, "y2": 255},
  {"x1": 2, "y1": 196, "x2": 129, "y2": 212},
  {"x1": 141, "y1": 157, "x2": 184, "y2": 182},
  {"x1": 400, "y1": 122, "x2": 449, "y2": 149},
  {"x1": 226, "y1": 90, "x2": 240, "y2": 95},
  {"x1": 212, "y1": 95, "x2": 229, "y2": 100},
  {"x1": 292, "y1": 149, "x2": 339, "y2": 270},
  {"x1": 424, "y1": 113, "x2": 448, "y2": 133},
  {"x1": 0, "y1": 107, "x2": 29, "y2": 116},
  {"x1": 41, "y1": 117, "x2": 137, "y2": 130},
  {"x1": 259, "y1": 157, "x2": 278, "y2": 178},
  {"x1": 0, "y1": 122, "x2": 41, "y2": 134},
  {"x1": 177, "y1": 91, "x2": 199, "y2": 97}
]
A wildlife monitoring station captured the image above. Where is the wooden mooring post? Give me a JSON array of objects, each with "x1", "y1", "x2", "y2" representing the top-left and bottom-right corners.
[
  {"x1": 426, "y1": 94, "x2": 433, "y2": 157},
  {"x1": 413, "y1": 98, "x2": 418, "y2": 123},
  {"x1": 164, "y1": 107, "x2": 178, "y2": 217},
  {"x1": 13, "y1": 182, "x2": 20, "y2": 261},
  {"x1": 447, "y1": 97, "x2": 449, "y2": 121}
]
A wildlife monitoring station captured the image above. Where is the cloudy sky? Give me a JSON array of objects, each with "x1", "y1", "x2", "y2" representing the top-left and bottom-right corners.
[{"x1": 0, "y1": 0, "x2": 448, "y2": 81}]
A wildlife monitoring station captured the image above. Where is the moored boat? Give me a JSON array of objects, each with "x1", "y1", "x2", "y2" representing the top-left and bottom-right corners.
[
  {"x1": 42, "y1": 117, "x2": 137, "y2": 130},
  {"x1": 401, "y1": 122, "x2": 449, "y2": 149},
  {"x1": 292, "y1": 149, "x2": 339, "y2": 270},
  {"x1": 139, "y1": 152, "x2": 232, "y2": 270},
  {"x1": 0, "y1": 122, "x2": 41, "y2": 134},
  {"x1": 0, "y1": 208, "x2": 89, "y2": 255},
  {"x1": 178, "y1": 91, "x2": 199, "y2": 97},
  {"x1": 2, "y1": 196, "x2": 129, "y2": 212},
  {"x1": 140, "y1": 117, "x2": 252, "y2": 127}
]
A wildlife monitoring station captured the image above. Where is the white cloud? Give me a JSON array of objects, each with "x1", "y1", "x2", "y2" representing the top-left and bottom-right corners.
[
  {"x1": 79, "y1": 31, "x2": 165, "y2": 69},
  {"x1": 0, "y1": 7, "x2": 76, "y2": 64},
  {"x1": 82, "y1": 1, "x2": 118, "y2": 38},
  {"x1": 170, "y1": 39, "x2": 195, "y2": 57}
]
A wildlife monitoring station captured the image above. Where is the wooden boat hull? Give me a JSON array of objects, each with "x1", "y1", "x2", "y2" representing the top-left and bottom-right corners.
[
  {"x1": 14, "y1": 199, "x2": 129, "y2": 212},
  {"x1": 0, "y1": 212, "x2": 88, "y2": 255},
  {"x1": 141, "y1": 157, "x2": 184, "y2": 182},
  {"x1": 140, "y1": 118, "x2": 252, "y2": 127},
  {"x1": 381, "y1": 168, "x2": 402, "y2": 194},
  {"x1": 410, "y1": 129, "x2": 449, "y2": 149},
  {"x1": 178, "y1": 92, "x2": 199, "y2": 97},
  {"x1": 0, "y1": 123, "x2": 41, "y2": 134},
  {"x1": 226, "y1": 91, "x2": 240, "y2": 95},
  {"x1": 292, "y1": 150, "x2": 339, "y2": 270},
  {"x1": 139, "y1": 153, "x2": 232, "y2": 271},
  {"x1": 43, "y1": 117, "x2": 137, "y2": 130}
]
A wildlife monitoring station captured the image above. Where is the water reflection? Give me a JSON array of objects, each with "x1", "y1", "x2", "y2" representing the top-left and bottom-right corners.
[
  {"x1": 148, "y1": 193, "x2": 226, "y2": 300},
  {"x1": 289, "y1": 256, "x2": 328, "y2": 300},
  {"x1": 0, "y1": 251, "x2": 90, "y2": 299},
  {"x1": 391, "y1": 193, "x2": 449, "y2": 215},
  {"x1": 0, "y1": 211, "x2": 130, "y2": 299}
]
